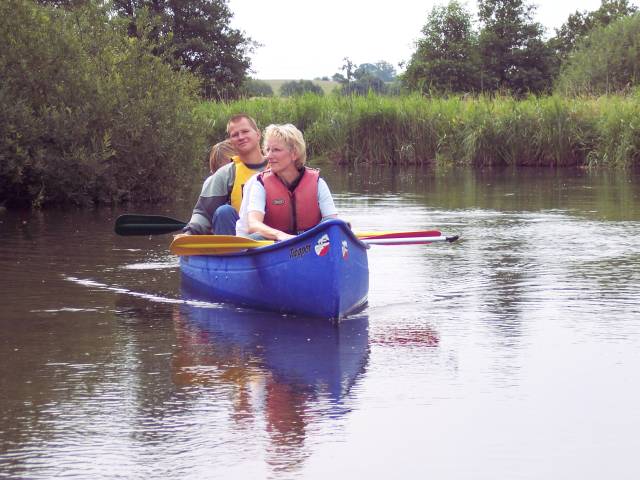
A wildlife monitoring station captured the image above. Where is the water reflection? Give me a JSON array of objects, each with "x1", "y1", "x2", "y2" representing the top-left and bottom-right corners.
[
  {"x1": 3, "y1": 166, "x2": 640, "y2": 478},
  {"x1": 175, "y1": 281, "x2": 370, "y2": 473}
]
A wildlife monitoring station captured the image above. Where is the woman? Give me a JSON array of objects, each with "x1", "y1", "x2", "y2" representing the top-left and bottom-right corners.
[{"x1": 236, "y1": 124, "x2": 337, "y2": 241}]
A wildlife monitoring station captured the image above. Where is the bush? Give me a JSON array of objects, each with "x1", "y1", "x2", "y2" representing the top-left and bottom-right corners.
[
  {"x1": 556, "y1": 14, "x2": 640, "y2": 96},
  {"x1": 0, "y1": 0, "x2": 208, "y2": 207},
  {"x1": 240, "y1": 79, "x2": 274, "y2": 98},
  {"x1": 280, "y1": 80, "x2": 324, "y2": 97}
]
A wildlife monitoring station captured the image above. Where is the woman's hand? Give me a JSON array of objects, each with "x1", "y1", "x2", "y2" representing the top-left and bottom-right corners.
[{"x1": 275, "y1": 231, "x2": 295, "y2": 242}]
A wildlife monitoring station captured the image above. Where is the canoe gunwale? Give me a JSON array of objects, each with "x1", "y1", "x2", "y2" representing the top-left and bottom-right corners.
[{"x1": 198, "y1": 219, "x2": 369, "y2": 258}]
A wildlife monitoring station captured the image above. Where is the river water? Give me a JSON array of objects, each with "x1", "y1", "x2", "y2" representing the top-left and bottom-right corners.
[{"x1": 1, "y1": 166, "x2": 640, "y2": 479}]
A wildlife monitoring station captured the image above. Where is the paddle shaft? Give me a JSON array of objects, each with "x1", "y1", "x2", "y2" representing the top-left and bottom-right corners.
[
  {"x1": 170, "y1": 234, "x2": 459, "y2": 256},
  {"x1": 115, "y1": 213, "x2": 444, "y2": 241}
]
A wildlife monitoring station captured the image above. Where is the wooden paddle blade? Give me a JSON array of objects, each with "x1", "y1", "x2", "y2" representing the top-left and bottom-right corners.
[
  {"x1": 170, "y1": 235, "x2": 273, "y2": 256},
  {"x1": 115, "y1": 214, "x2": 187, "y2": 236}
]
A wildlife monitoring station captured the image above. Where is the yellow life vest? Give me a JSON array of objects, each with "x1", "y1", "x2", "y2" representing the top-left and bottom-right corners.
[{"x1": 230, "y1": 156, "x2": 262, "y2": 212}]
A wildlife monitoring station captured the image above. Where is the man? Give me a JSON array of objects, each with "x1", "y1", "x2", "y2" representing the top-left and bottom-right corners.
[{"x1": 180, "y1": 114, "x2": 267, "y2": 236}]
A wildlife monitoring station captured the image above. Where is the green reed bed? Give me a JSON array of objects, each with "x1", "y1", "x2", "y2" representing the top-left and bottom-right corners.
[
  {"x1": 589, "y1": 95, "x2": 640, "y2": 167},
  {"x1": 197, "y1": 93, "x2": 640, "y2": 168}
]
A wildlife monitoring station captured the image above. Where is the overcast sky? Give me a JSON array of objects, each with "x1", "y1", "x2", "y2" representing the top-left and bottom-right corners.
[{"x1": 226, "y1": 0, "x2": 607, "y2": 79}]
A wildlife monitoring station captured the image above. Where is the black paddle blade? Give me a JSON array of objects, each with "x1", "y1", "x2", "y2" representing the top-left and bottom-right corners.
[{"x1": 114, "y1": 214, "x2": 187, "y2": 236}]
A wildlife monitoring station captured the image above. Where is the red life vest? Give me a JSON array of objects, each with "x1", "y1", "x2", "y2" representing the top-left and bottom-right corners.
[{"x1": 258, "y1": 167, "x2": 322, "y2": 234}]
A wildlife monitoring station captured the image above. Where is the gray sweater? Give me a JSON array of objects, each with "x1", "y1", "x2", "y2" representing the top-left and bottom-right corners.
[{"x1": 184, "y1": 160, "x2": 267, "y2": 234}]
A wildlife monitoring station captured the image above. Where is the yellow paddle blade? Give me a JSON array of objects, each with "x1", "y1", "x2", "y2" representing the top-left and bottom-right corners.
[
  {"x1": 169, "y1": 230, "x2": 448, "y2": 256},
  {"x1": 170, "y1": 235, "x2": 273, "y2": 256}
]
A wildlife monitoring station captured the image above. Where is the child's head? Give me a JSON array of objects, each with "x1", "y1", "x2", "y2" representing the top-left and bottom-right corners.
[{"x1": 209, "y1": 140, "x2": 236, "y2": 173}]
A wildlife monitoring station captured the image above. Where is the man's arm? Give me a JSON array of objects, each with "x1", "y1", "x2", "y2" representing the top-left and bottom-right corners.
[{"x1": 183, "y1": 164, "x2": 235, "y2": 234}]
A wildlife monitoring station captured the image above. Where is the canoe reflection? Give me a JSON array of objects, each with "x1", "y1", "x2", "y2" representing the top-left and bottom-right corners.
[{"x1": 173, "y1": 282, "x2": 370, "y2": 469}]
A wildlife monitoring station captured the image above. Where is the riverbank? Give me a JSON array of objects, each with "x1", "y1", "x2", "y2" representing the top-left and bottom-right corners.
[
  {"x1": 198, "y1": 93, "x2": 640, "y2": 168},
  {"x1": 5, "y1": 90, "x2": 640, "y2": 209}
]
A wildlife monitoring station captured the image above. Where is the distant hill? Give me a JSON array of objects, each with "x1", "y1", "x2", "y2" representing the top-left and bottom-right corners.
[{"x1": 262, "y1": 79, "x2": 339, "y2": 96}]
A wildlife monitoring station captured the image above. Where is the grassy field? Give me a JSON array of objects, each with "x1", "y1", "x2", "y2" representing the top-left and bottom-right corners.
[{"x1": 262, "y1": 79, "x2": 339, "y2": 96}]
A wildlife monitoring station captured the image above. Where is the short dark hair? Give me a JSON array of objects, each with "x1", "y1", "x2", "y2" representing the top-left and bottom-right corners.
[{"x1": 226, "y1": 114, "x2": 259, "y2": 135}]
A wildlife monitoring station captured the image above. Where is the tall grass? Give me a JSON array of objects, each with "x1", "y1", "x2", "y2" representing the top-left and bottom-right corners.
[{"x1": 197, "y1": 93, "x2": 640, "y2": 168}]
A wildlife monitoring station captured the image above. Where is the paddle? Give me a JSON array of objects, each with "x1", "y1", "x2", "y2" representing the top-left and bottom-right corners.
[
  {"x1": 114, "y1": 213, "x2": 445, "y2": 241},
  {"x1": 115, "y1": 214, "x2": 187, "y2": 236},
  {"x1": 170, "y1": 233, "x2": 459, "y2": 256}
]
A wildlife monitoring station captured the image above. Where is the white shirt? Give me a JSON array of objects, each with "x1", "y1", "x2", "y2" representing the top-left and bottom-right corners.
[
  {"x1": 235, "y1": 175, "x2": 338, "y2": 237},
  {"x1": 235, "y1": 173, "x2": 261, "y2": 238}
]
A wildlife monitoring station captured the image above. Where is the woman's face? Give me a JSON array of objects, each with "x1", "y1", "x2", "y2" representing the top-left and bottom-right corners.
[{"x1": 264, "y1": 137, "x2": 297, "y2": 175}]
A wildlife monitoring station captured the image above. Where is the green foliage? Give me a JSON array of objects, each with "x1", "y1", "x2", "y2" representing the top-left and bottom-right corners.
[
  {"x1": 241, "y1": 79, "x2": 274, "y2": 97},
  {"x1": 556, "y1": 14, "x2": 640, "y2": 96},
  {"x1": 279, "y1": 80, "x2": 324, "y2": 97},
  {"x1": 403, "y1": 1, "x2": 480, "y2": 94},
  {"x1": 110, "y1": 0, "x2": 254, "y2": 99},
  {"x1": 588, "y1": 93, "x2": 640, "y2": 167},
  {"x1": 478, "y1": 0, "x2": 555, "y2": 95},
  {"x1": 197, "y1": 93, "x2": 640, "y2": 168},
  {"x1": 333, "y1": 58, "x2": 397, "y2": 95},
  {"x1": 404, "y1": 0, "x2": 559, "y2": 96},
  {"x1": 340, "y1": 76, "x2": 389, "y2": 95},
  {"x1": 552, "y1": 0, "x2": 638, "y2": 60},
  {"x1": 354, "y1": 62, "x2": 397, "y2": 82},
  {"x1": 0, "y1": 0, "x2": 207, "y2": 208}
]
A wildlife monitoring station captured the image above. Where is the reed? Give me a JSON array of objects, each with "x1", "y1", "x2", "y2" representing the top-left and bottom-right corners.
[{"x1": 196, "y1": 93, "x2": 640, "y2": 168}]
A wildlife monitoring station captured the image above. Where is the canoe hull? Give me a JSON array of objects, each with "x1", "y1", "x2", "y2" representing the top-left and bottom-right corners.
[{"x1": 179, "y1": 220, "x2": 369, "y2": 319}]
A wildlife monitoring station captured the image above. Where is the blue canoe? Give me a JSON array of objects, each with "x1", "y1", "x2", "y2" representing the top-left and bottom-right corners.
[{"x1": 179, "y1": 219, "x2": 369, "y2": 319}]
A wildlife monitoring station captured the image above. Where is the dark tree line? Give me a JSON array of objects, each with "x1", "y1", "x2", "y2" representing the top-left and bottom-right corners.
[
  {"x1": 38, "y1": 0, "x2": 255, "y2": 99},
  {"x1": 331, "y1": 59, "x2": 399, "y2": 95},
  {"x1": 403, "y1": 0, "x2": 638, "y2": 96}
]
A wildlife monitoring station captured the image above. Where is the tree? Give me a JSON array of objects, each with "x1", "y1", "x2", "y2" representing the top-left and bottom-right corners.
[
  {"x1": 331, "y1": 72, "x2": 346, "y2": 83},
  {"x1": 341, "y1": 75, "x2": 388, "y2": 95},
  {"x1": 354, "y1": 61, "x2": 397, "y2": 82},
  {"x1": 36, "y1": 0, "x2": 88, "y2": 7},
  {"x1": 279, "y1": 80, "x2": 324, "y2": 97},
  {"x1": 556, "y1": 14, "x2": 640, "y2": 96},
  {"x1": 1, "y1": 0, "x2": 205, "y2": 207},
  {"x1": 331, "y1": 59, "x2": 396, "y2": 95},
  {"x1": 110, "y1": 0, "x2": 254, "y2": 99},
  {"x1": 403, "y1": 0, "x2": 480, "y2": 94},
  {"x1": 552, "y1": 0, "x2": 638, "y2": 60},
  {"x1": 374, "y1": 61, "x2": 398, "y2": 82},
  {"x1": 478, "y1": 0, "x2": 555, "y2": 95},
  {"x1": 241, "y1": 79, "x2": 273, "y2": 97}
]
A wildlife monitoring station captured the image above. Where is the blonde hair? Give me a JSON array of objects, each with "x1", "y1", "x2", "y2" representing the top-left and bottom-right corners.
[
  {"x1": 263, "y1": 124, "x2": 307, "y2": 169},
  {"x1": 209, "y1": 140, "x2": 236, "y2": 173}
]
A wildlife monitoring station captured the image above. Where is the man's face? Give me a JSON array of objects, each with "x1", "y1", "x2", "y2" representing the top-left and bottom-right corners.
[{"x1": 228, "y1": 118, "x2": 260, "y2": 155}]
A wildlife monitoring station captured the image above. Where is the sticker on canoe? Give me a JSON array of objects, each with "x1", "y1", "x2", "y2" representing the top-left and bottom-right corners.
[
  {"x1": 315, "y1": 234, "x2": 330, "y2": 256},
  {"x1": 341, "y1": 240, "x2": 349, "y2": 260}
]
